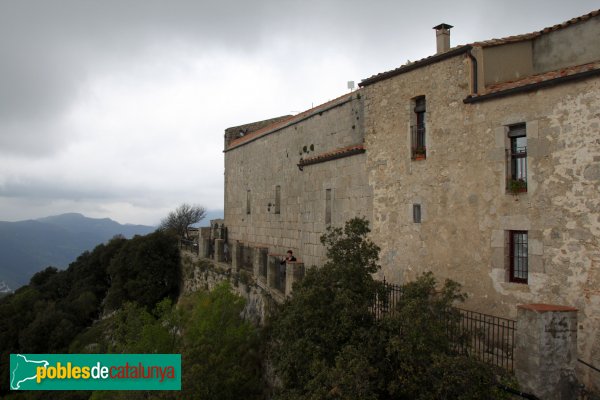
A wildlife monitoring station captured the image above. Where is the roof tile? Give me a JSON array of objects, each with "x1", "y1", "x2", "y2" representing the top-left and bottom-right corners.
[
  {"x1": 482, "y1": 61, "x2": 600, "y2": 95},
  {"x1": 360, "y1": 9, "x2": 600, "y2": 87},
  {"x1": 227, "y1": 92, "x2": 355, "y2": 150},
  {"x1": 298, "y1": 144, "x2": 365, "y2": 167},
  {"x1": 473, "y1": 9, "x2": 600, "y2": 48}
]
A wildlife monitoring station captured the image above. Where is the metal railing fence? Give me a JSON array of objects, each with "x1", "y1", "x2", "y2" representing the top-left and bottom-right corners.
[{"x1": 372, "y1": 279, "x2": 516, "y2": 372}]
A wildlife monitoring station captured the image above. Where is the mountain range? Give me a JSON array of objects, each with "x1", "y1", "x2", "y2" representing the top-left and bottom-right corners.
[{"x1": 0, "y1": 213, "x2": 155, "y2": 292}]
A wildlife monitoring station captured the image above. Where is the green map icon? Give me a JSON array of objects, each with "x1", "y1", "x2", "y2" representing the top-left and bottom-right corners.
[{"x1": 10, "y1": 354, "x2": 49, "y2": 390}]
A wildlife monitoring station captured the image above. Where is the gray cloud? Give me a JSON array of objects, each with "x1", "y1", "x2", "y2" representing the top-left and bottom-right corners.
[{"x1": 0, "y1": 0, "x2": 598, "y2": 223}]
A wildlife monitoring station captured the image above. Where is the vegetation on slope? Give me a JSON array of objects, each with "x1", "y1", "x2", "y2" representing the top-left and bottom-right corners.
[
  {"x1": 0, "y1": 229, "x2": 263, "y2": 400},
  {"x1": 0, "y1": 217, "x2": 515, "y2": 400},
  {"x1": 268, "y1": 217, "x2": 513, "y2": 400},
  {"x1": 0, "y1": 213, "x2": 155, "y2": 290}
]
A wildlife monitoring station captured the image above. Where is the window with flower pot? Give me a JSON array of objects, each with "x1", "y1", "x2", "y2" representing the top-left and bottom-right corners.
[
  {"x1": 506, "y1": 230, "x2": 528, "y2": 283},
  {"x1": 411, "y1": 96, "x2": 426, "y2": 160},
  {"x1": 506, "y1": 123, "x2": 527, "y2": 193}
]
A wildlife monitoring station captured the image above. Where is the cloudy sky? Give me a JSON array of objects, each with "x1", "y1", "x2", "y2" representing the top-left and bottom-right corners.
[{"x1": 0, "y1": 1, "x2": 597, "y2": 225}]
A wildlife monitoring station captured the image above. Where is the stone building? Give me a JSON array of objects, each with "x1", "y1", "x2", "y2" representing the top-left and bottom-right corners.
[
  {"x1": 223, "y1": 10, "x2": 600, "y2": 390},
  {"x1": 359, "y1": 10, "x2": 600, "y2": 390},
  {"x1": 224, "y1": 93, "x2": 371, "y2": 267}
]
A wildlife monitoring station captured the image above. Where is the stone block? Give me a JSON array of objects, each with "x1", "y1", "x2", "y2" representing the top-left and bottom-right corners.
[
  {"x1": 200, "y1": 238, "x2": 211, "y2": 258},
  {"x1": 501, "y1": 215, "x2": 531, "y2": 230},
  {"x1": 214, "y1": 239, "x2": 224, "y2": 263},
  {"x1": 529, "y1": 255, "x2": 544, "y2": 274},
  {"x1": 487, "y1": 147, "x2": 506, "y2": 162},
  {"x1": 490, "y1": 229, "x2": 505, "y2": 248},
  {"x1": 490, "y1": 247, "x2": 505, "y2": 269},
  {"x1": 267, "y1": 255, "x2": 280, "y2": 291},
  {"x1": 529, "y1": 238, "x2": 543, "y2": 255},
  {"x1": 527, "y1": 119, "x2": 539, "y2": 139},
  {"x1": 515, "y1": 304, "x2": 578, "y2": 400},
  {"x1": 285, "y1": 262, "x2": 305, "y2": 297},
  {"x1": 231, "y1": 241, "x2": 241, "y2": 272}
]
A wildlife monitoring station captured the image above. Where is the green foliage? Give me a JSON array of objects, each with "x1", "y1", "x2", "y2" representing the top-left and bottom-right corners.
[
  {"x1": 509, "y1": 178, "x2": 527, "y2": 193},
  {"x1": 270, "y1": 217, "x2": 512, "y2": 400},
  {"x1": 0, "y1": 236, "x2": 128, "y2": 399},
  {"x1": 105, "y1": 231, "x2": 180, "y2": 310},
  {"x1": 109, "y1": 299, "x2": 179, "y2": 354},
  {"x1": 320, "y1": 216, "x2": 380, "y2": 274},
  {"x1": 0, "y1": 227, "x2": 240, "y2": 400},
  {"x1": 179, "y1": 283, "x2": 264, "y2": 400},
  {"x1": 270, "y1": 217, "x2": 381, "y2": 398},
  {"x1": 0, "y1": 232, "x2": 182, "y2": 398},
  {"x1": 71, "y1": 283, "x2": 264, "y2": 400}
]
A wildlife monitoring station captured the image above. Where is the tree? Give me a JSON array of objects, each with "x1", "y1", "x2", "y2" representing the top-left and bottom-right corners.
[
  {"x1": 159, "y1": 203, "x2": 207, "y2": 239},
  {"x1": 269, "y1": 217, "x2": 382, "y2": 399},
  {"x1": 269, "y1": 217, "x2": 512, "y2": 400},
  {"x1": 179, "y1": 283, "x2": 264, "y2": 400},
  {"x1": 105, "y1": 231, "x2": 180, "y2": 310}
]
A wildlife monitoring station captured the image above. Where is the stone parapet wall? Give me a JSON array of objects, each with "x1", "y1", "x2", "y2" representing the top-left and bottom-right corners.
[
  {"x1": 225, "y1": 115, "x2": 292, "y2": 148},
  {"x1": 180, "y1": 251, "x2": 276, "y2": 325},
  {"x1": 515, "y1": 304, "x2": 579, "y2": 399},
  {"x1": 180, "y1": 250, "x2": 305, "y2": 325}
]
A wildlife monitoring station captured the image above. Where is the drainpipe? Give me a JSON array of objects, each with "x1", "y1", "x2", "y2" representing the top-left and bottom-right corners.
[{"x1": 467, "y1": 49, "x2": 478, "y2": 95}]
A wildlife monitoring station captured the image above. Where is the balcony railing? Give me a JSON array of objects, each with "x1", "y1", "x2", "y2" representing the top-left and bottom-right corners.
[
  {"x1": 411, "y1": 124, "x2": 426, "y2": 160},
  {"x1": 506, "y1": 147, "x2": 527, "y2": 193}
]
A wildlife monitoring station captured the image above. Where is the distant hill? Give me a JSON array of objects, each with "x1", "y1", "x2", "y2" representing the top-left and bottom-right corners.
[
  {"x1": 0, "y1": 213, "x2": 155, "y2": 291},
  {"x1": 195, "y1": 209, "x2": 224, "y2": 227}
]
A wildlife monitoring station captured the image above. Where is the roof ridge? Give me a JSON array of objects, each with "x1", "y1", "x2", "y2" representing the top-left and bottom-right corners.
[
  {"x1": 471, "y1": 9, "x2": 600, "y2": 48},
  {"x1": 227, "y1": 91, "x2": 356, "y2": 149},
  {"x1": 464, "y1": 61, "x2": 600, "y2": 103},
  {"x1": 360, "y1": 9, "x2": 600, "y2": 87}
]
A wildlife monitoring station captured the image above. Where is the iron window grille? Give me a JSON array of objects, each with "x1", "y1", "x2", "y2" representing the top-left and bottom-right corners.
[
  {"x1": 411, "y1": 96, "x2": 426, "y2": 160},
  {"x1": 508, "y1": 230, "x2": 528, "y2": 284},
  {"x1": 507, "y1": 124, "x2": 527, "y2": 193}
]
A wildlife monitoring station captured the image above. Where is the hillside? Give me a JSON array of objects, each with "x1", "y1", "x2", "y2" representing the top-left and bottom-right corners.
[
  {"x1": 0, "y1": 213, "x2": 155, "y2": 291},
  {"x1": 0, "y1": 231, "x2": 265, "y2": 399}
]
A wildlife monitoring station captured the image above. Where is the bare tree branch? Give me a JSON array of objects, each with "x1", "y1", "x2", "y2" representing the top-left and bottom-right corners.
[{"x1": 159, "y1": 203, "x2": 207, "y2": 239}]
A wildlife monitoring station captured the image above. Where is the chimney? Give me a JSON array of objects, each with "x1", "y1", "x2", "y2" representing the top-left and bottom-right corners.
[{"x1": 433, "y1": 23, "x2": 453, "y2": 54}]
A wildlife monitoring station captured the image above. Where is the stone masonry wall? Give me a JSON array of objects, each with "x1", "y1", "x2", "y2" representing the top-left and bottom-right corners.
[
  {"x1": 362, "y1": 54, "x2": 600, "y2": 390},
  {"x1": 224, "y1": 94, "x2": 372, "y2": 267},
  {"x1": 180, "y1": 251, "x2": 277, "y2": 326}
]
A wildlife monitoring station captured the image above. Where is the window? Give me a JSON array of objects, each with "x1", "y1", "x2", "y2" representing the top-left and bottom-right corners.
[
  {"x1": 411, "y1": 96, "x2": 426, "y2": 160},
  {"x1": 275, "y1": 185, "x2": 281, "y2": 214},
  {"x1": 246, "y1": 190, "x2": 251, "y2": 215},
  {"x1": 325, "y1": 189, "x2": 332, "y2": 225},
  {"x1": 508, "y1": 231, "x2": 528, "y2": 283},
  {"x1": 507, "y1": 124, "x2": 527, "y2": 193},
  {"x1": 413, "y1": 204, "x2": 421, "y2": 223}
]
